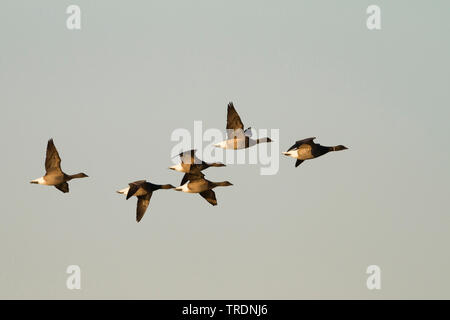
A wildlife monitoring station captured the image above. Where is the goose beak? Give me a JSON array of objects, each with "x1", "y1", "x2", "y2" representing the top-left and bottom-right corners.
[
  {"x1": 175, "y1": 187, "x2": 182, "y2": 191},
  {"x1": 169, "y1": 166, "x2": 175, "y2": 170},
  {"x1": 30, "y1": 180, "x2": 38, "y2": 184}
]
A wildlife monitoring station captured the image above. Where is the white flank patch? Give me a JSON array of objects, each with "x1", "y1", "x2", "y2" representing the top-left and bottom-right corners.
[
  {"x1": 32, "y1": 177, "x2": 47, "y2": 185},
  {"x1": 214, "y1": 140, "x2": 228, "y2": 149},
  {"x1": 176, "y1": 182, "x2": 191, "y2": 193},
  {"x1": 117, "y1": 187, "x2": 130, "y2": 196},
  {"x1": 170, "y1": 164, "x2": 186, "y2": 172},
  {"x1": 283, "y1": 151, "x2": 297, "y2": 158}
]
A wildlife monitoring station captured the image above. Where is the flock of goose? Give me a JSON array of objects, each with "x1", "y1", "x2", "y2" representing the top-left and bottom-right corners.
[{"x1": 30, "y1": 102, "x2": 348, "y2": 222}]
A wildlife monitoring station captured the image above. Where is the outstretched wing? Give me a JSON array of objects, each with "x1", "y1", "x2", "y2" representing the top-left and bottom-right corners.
[
  {"x1": 136, "y1": 193, "x2": 152, "y2": 222},
  {"x1": 295, "y1": 159, "x2": 304, "y2": 168},
  {"x1": 180, "y1": 172, "x2": 205, "y2": 186},
  {"x1": 226, "y1": 102, "x2": 245, "y2": 139},
  {"x1": 45, "y1": 139, "x2": 62, "y2": 174},
  {"x1": 55, "y1": 182, "x2": 69, "y2": 193},
  {"x1": 287, "y1": 137, "x2": 316, "y2": 151},
  {"x1": 199, "y1": 190, "x2": 217, "y2": 206},
  {"x1": 127, "y1": 180, "x2": 146, "y2": 200}
]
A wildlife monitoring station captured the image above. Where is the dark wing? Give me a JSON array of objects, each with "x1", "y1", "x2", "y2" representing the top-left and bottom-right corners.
[
  {"x1": 295, "y1": 159, "x2": 304, "y2": 168},
  {"x1": 180, "y1": 174, "x2": 189, "y2": 186},
  {"x1": 287, "y1": 137, "x2": 316, "y2": 151},
  {"x1": 180, "y1": 172, "x2": 205, "y2": 185},
  {"x1": 226, "y1": 102, "x2": 245, "y2": 139},
  {"x1": 55, "y1": 182, "x2": 69, "y2": 193},
  {"x1": 45, "y1": 139, "x2": 62, "y2": 174},
  {"x1": 179, "y1": 149, "x2": 201, "y2": 165},
  {"x1": 136, "y1": 193, "x2": 152, "y2": 222},
  {"x1": 189, "y1": 163, "x2": 205, "y2": 174},
  {"x1": 199, "y1": 190, "x2": 217, "y2": 206},
  {"x1": 127, "y1": 180, "x2": 146, "y2": 200}
]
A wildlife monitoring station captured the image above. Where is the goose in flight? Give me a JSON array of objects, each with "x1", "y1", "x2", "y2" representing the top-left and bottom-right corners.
[
  {"x1": 117, "y1": 180, "x2": 175, "y2": 222},
  {"x1": 214, "y1": 102, "x2": 272, "y2": 149},
  {"x1": 282, "y1": 137, "x2": 348, "y2": 167},
  {"x1": 169, "y1": 149, "x2": 225, "y2": 181},
  {"x1": 30, "y1": 139, "x2": 88, "y2": 193},
  {"x1": 174, "y1": 172, "x2": 232, "y2": 206}
]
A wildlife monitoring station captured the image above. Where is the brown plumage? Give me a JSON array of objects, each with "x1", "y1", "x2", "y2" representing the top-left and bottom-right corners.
[
  {"x1": 170, "y1": 149, "x2": 225, "y2": 183},
  {"x1": 226, "y1": 102, "x2": 253, "y2": 140},
  {"x1": 117, "y1": 180, "x2": 175, "y2": 222},
  {"x1": 30, "y1": 139, "x2": 88, "y2": 193},
  {"x1": 175, "y1": 172, "x2": 232, "y2": 206},
  {"x1": 214, "y1": 102, "x2": 272, "y2": 149},
  {"x1": 283, "y1": 137, "x2": 348, "y2": 167}
]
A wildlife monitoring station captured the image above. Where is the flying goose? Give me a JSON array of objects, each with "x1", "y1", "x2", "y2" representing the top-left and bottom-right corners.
[
  {"x1": 282, "y1": 137, "x2": 348, "y2": 167},
  {"x1": 117, "y1": 180, "x2": 175, "y2": 222},
  {"x1": 30, "y1": 139, "x2": 88, "y2": 193},
  {"x1": 174, "y1": 172, "x2": 232, "y2": 206},
  {"x1": 214, "y1": 102, "x2": 272, "y2": 149},
  {"x1": 169, "y1": 149, "x2": 225, "y2": 184}
]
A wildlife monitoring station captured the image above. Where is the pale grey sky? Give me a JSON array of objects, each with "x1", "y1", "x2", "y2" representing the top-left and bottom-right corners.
[{"x1": 0, "y1": 0, "x2": 449, "y2": 299}]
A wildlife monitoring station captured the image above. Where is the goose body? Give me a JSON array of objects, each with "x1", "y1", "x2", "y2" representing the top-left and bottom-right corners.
[
  {"x1": 30, "y1": 139, "x2": 88, "y2": 193},
  {"x1": 169, "y1": 149, "x2": 225, "y2": 176},
  {"x1": 176, "y1": 174, "x2": 220, "y2": 193},
  {"x1": 117, "y1": 180, "x2": 175, "y2": 222},
  {"x1": 214, "y1": 102, "x2": 272, "y2": 150},
  {"x1": 174, "y1": 172, "x2": 232, "y2": 206},
  {"x1": 214, "y1": 137, "x2": 263, "y2": 149},
  {"x1": 283, "y1": 137, "x2": 348, "y2": 167}
]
